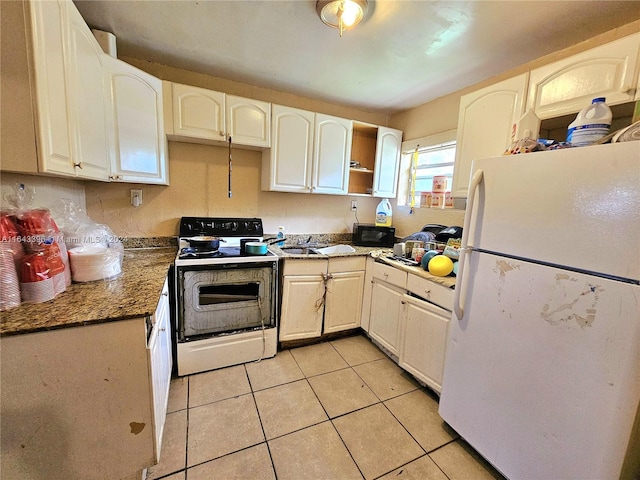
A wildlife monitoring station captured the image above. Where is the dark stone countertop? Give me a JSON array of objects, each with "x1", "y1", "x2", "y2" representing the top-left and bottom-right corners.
[{"x1": 0, "y1": 247, "x2": 176, "y2": 337}]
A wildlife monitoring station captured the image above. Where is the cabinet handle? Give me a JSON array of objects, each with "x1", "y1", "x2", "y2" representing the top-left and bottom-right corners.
[
  {"x1": 619, "y1": 84, "x2": 632, "y2": 93},
  {"x1": 159, "y1": 327, "x2": 166, "y2": 332},
  {"x1": 74, "y1": 162, "x2": 83, "y2": 169},
  {"x1": 424, "y1": 289, "x2": 431, "y2": 295},
  {"x1": 162, "y1": 292, "x2": 169, "y2": 296},
  {"x1": 401, "y1": 300, "x2": 406, "y2": 304}
]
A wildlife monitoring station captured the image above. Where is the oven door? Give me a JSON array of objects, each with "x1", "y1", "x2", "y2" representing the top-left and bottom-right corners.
[{"x1": 177, "y1": 263, "x2": 275, "y2": 341}]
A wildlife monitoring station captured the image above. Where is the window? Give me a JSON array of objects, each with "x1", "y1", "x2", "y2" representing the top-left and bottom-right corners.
[{"x1": 398, "y1": 130, "x2": 456, "y2": 208}]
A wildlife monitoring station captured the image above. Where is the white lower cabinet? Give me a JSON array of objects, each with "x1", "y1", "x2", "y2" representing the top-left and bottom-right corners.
[
  {"x1": 363, "y1": 259, "x2": 452, "y2": 393},
  {"x1": 280, "y1": 270, "x2": 327, "y2": 340},
  {"x1": 369, "y1": 279, "x2": 406, "y2": 356},
  {"x1": 0, "y1": 284, "x2": 172, "y2": 479},
  {"x1": 324, "y1": 268, "x2": 365, "y2": 333},
  {"x1": 148, "y1": 278, "x2": 172, "y2": 460},
  {"x1": 399, "y1": 294, "x2": 449, "y2": 393},
  {"x1": 279, "y1": 257, "x2": 365, "y2": 341},
  {"x1": 366, "y1": 261, "x2": 407, "y2": 356}
]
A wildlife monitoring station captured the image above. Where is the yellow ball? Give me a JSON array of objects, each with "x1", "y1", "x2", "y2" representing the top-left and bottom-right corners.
[{"x1": 428, "y1": 255, "x2": 454, "y2": 276}]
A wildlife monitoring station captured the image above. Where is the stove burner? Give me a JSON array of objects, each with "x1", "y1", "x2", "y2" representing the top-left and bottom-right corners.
[{"x1": 179, "y1": 247, "x2": 223, "y2": 259}]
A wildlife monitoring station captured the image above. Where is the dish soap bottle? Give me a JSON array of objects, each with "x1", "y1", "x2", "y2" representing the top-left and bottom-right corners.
[
  {"x1": 276, "y1": 226, "x2": 285, "y2": 246},
  {"x1": 566, "y1": 97, "x2": 612, "y2": 146},
  {"x1": 375, "y1": 199, "x2": 392, "y2": 227}
]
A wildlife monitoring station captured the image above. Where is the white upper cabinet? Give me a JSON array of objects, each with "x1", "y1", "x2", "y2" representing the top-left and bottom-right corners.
[
  {"x1": 451, "y1": 73, "x2": 528, "y2": 199},
  {"x1": 263, "y1": 106, "x2": 353, "y2": 194},
  {"x1": 312, "y1": 114, "x2": 352, "y2": 195},
  {"x1": 165, "y1": 82, "x2": 271, "y2": 148},
  {"x1": 528, "y1": 33, "x2": 640, "y2": 119},
  {"x1": 104, "y1": 56, "x2": 168, "y2": 184},
  {"x1": 5, "y1": 0, "x2": 109, "y2": 180},
  {"x1": 26, "y1": 0, "x2": 74, "y2": 176},
  {"x1": 263, "y1": 105, "x2": 315, "y2": 193},
  {"x1": 262, "y1": 105, "x2": 352, "y2": 195},
  {"x1": 169, "y1": 82, "x2": 226, "y2": 141},
  {"x1": 226, "y1": 95, "x2": 271, "y2": 148},
  {"x1": 372, "y1": 127, "x2": 402, "y2": 198},
  {"x1": 348, "y1": 123, "x2": 403, "y2": 198},
  {"x1": 66, "y1": 2, "x2": 110, "y2": 180}
]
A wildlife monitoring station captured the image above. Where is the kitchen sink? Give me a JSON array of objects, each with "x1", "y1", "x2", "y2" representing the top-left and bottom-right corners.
[
  {"x1": 279, "y1": 247, "x2": 320, "y2": 255},
  {"x1": 280, "y1": 244, "x2": 356, "y2": 255},
  {"x1": 313, "y1": 244, "x2": 356, "y2": 254}
]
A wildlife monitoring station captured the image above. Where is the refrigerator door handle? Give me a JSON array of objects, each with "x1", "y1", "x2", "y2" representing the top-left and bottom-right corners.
[{"x1": 454, "y1": 168, "x2": 484, "y2": 320}]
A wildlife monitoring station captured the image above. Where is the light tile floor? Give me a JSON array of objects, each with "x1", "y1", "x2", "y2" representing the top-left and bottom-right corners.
[{"x1": 147, "y1": 334, "x2": 505, "y2": 480}]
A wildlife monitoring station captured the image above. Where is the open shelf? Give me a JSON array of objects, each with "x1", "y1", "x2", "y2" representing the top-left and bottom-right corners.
[{"x1": 348, "y1": 123, "x2": 377, "y2": 195}]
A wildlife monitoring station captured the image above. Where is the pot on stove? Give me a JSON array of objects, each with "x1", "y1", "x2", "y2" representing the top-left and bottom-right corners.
[
  {"x1": 240, "y1": 238, "x2": 260, "y2": 255},
  {"x1": 187, "y1": 236, "x2": 226, "y2": 250},
  {"x1": 244, "y1": 237, "x2": 284, "y2": 255}
]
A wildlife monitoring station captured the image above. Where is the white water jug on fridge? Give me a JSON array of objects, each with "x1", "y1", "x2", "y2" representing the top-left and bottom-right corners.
[{"x1": 566, "y1": 97, "x2": 612, "y2": 146}]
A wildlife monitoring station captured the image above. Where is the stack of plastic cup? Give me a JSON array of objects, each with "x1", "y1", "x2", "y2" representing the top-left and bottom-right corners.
[
  {"x1": 20, "y1": 252, "x2": 55, "y2": 304},
  {"x1": 0, "y1": 243, "x2": 21, "y2": 310}
]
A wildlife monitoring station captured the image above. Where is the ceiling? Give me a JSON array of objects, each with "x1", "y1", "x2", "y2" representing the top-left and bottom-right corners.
[{"x1": 73, "y1": 0, "x2": 640, "y2": 115}]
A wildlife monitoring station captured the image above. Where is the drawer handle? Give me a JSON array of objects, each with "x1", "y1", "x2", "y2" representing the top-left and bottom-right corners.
[
  {"x1": 162, "y1": 292, "x2": 169, "y2": 296},
  {"x1": 383, "y1": 273, "x2": 388, "y2": 278},
  {"x1": 159, "y1": 327, "x2": 166, "y2": 332}
]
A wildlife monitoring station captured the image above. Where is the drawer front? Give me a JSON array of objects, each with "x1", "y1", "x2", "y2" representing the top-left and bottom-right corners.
[
  {"x1": 371, "y1": 261, "x2": 407, "y2": 289},
  {"x1": 282, "y1": 258, "x2": 328, "y2": 276},
  {"x1": 328, "y1": 255, "x2": 366, "y2": 273},
  {"x1": 406, "y1": 273, "x2": 454, "y2": 312}
]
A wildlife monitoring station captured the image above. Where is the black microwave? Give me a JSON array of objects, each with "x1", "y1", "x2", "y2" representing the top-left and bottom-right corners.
[{"x1": 352, "y1": 223, "x2": 395, "y2": 247}]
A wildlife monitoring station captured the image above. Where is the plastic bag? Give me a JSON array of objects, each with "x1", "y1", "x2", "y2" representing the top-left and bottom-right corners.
[{"x1": 53, "y1": 199, "x2": 123, "y2": 282}]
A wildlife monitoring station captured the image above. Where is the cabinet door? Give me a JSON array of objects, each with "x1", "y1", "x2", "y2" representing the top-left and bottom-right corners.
[
  {"x1": 451, "y1": 73, "x2": 528, "y2": 199},
  {"x1": 148, "y1": 280, "x2": 172, "y2": 461},
  {"x1": 226, "y1": 95, "x2": 270, "y2": 148},
  {"x1": 66, "y1": 2, "x2": 110, "y2": 180},
  {"x1": 172, "y1": 83, "x2": 226, "y2": 140},
  {"x1": 262, "y1": 105, "x2": 314, "y2": 193},
  {"x1": 368, "y1": 280, "x2": 405, "y2": 356},
  {"x1": 324, "y1": 270, "x2": 364, "y2": 333},
  {"x1": 312, "y1": 114, "x2": 352, "y2": 195},
  {"x1": 105, "y1": 56, "x2": 168, "y2": 184},
  {"x1": 372, "y1": 127, "x2": 402, "y2": 198},
  {"x1": 528, "y1": 33, "x2": 640, "y2": 119},
  {"x1": 28, "y1": 0, "x2": 74, "y2": 176},
  {"x1": 279, "y1": 274, "x2": 325, "y2": 341},
  {"x1": 399, "y1": 294, "x2": 449, "y2": 393},
  {"x1": 360, "y1": 257, "x2": 376, "y2": 332}
]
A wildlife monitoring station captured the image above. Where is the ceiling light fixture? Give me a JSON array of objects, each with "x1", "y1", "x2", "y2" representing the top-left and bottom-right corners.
[{"x1": 316, "y1": 0, "x2": 368, "y2": 37}]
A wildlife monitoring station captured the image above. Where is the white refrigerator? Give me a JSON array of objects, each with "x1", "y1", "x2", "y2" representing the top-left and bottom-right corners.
[{"x1": 439, "y1": 141, "x2": 640, "y2": 480}]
